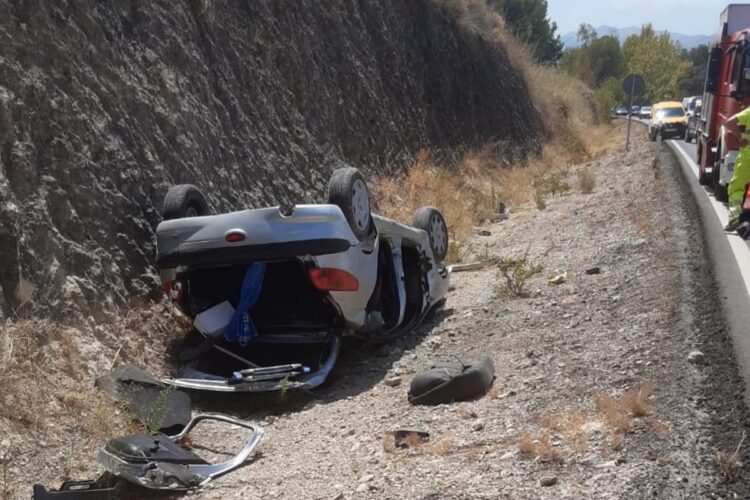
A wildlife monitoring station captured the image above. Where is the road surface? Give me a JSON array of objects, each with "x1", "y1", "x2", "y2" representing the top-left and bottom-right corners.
[{"x1": 667, "y1": 137, "x2": 750, "y2": 404}]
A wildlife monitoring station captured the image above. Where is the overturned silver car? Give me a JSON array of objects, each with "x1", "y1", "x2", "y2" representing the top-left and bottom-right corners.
[{"x1": 155, "y1": 167, "x2": 450, "y2": 392}]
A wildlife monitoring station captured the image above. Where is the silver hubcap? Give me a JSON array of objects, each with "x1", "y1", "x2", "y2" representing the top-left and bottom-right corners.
[
  {"x1": 352, "y1": 179, "x2": 370, "y2": 231},
  {"x1": 429, "y1": 214, "x2": 447, "y2": 257}
]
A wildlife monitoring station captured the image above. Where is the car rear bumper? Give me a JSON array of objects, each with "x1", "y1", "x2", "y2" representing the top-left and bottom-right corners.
[{"x1": 156, "y1": 205, "x2": 359, "y2": 269}]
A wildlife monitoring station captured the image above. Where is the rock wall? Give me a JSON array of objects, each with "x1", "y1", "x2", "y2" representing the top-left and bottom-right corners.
[{"x1": 0, "y1": 0, "x2": 542, "y2": 321}]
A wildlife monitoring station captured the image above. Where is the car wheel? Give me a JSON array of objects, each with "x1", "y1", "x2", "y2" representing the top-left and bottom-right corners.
[
  {"x1": 698, "y1": 168, "x2": 711, "y2": 186},
  {"x1": 162, "y1": 184, "x2": 210, "y2": 220},
  {"x1": 328, "y1": 167, "x2": 372, "y2": 240},
  {"x1": 413, "y1": 207, "x2": 449, "y2": 263}
]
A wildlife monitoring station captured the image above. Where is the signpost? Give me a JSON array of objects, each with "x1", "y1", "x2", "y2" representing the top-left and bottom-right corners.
[{"x1": 622, "y1": 74, "x2": 645, "y2": 151}]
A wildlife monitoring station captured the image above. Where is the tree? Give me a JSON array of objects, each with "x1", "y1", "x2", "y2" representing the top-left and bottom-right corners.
[
  {"x1": 594, "y1": 76, "x2": 627, "y2": 121},
  {"x1": 677, "y1": 44, "x2": 709, "y2": 96},
  {"x1": 560, "y1": 29, "x2": 624, "y2": 88},
  {"x1": 622, "y1": 24, "x2": 689, "y2": 102},
  {"x1": 488, "y1": 0, "x2": 563, "y2": 63}
]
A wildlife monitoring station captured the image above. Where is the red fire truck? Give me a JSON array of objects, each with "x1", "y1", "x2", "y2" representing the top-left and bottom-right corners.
[{"x1": 698, "y1": 4, "x2": 750, "y2": 202}]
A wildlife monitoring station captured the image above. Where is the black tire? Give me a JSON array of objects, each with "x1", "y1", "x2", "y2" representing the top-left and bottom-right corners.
[
  {"x1": 161, "y1": 184, "x2": 210, "y2": 221},
  {"x1": 413, "y1": 206, "x2": 449, "y2": 263},
  {"x1": 698, "y1": 168, "x2": 711, "y2": 186},
  {"x1": 328, "y1": 167, "x2": 372, "y2": 240}
]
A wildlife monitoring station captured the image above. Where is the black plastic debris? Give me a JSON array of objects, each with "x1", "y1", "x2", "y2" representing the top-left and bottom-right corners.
[
  {"x1": 33, "y1": 477, "x2": 118, "y2": 499},
  {"x1": 392, "y1": 426, "x2": 430, "y2": 448},
  {"x1": 96, "y1": 364, "x2": 191, "y2": 434},
  {"x1": 408, "y1": 358, "x2": 495, "y2": 405}
]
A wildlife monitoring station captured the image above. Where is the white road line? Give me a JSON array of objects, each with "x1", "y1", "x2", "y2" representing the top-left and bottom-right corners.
[{"x1": 668, "y1": 140, "x2": 750, "y2": 299}]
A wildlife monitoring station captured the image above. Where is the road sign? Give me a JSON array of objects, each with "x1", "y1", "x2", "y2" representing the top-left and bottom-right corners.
[
  {"x1": 622, "y1": 74, "x2": 645, "y2": 151},
  {"x1": 622, "y1": 74, "x2": 645, "y2": 97}
]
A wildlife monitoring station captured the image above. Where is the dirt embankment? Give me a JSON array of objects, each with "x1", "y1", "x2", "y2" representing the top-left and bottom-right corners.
[{"x1": 0, "y1": 0, "x2": 542, "y2": 321}]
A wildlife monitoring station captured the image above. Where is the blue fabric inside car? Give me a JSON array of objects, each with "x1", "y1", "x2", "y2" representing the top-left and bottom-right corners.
[{"x1": 225, "y1": 263, "x2": 267, "y2": 346}]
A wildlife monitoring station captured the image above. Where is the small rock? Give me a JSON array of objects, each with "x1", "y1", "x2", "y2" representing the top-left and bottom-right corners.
[
  {"x1": 585, "y1": 266, "x2": 601, "y2": 275},
  {"x1": 687, "y1": 350, "x2": 706, "y2": 365},
  {"x1": 478, "y1": 229, "x2": 491, "y2": 236},
  {"x1": 384, "y1": 376, "x2": 402, "y2": 387},
  {"x1": 359, "y1": 474, "x2": 374, "y2": 483},
  {"x1": 332, "y1": 494, "x2": 345, "y2": 500},
  {"x1": 472, "y1": 420, "x2": 485, "y2": 432},
  {"x1": 540, "y1": 475, "x2": 558, "y2": 487},
  {"x1": 356, "y1": 483, "x2": 369, "y2": 493}
]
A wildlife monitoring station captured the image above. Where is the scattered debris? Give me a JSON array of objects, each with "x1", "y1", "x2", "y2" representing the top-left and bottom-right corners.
[
  {"x1": 687, "y1": 350, "x2": 706, "y2": 365},
  {"x1": 585, "y1": 266, "x2": 601, "y2": 275},
  {"x1": 408, "y1": 358, "x2": 495, "y2": 405},
  {"x1": 384, "y1": 376, "x2": 402, "y2": 387},
  {"x1": 392, "y1": 426, "x2": 430, "y2": 448},
  {"x1": 96, "y1": 364, "x2": 192, "y2": 434},
  {"x1": 449, "y1": 258, "x2": 501, "y2": 273},
  {"x1": 548, "y1": 272, "x2": 567, "y2": 285},
  {"x1": 540, "y1": 475, "x2": 558, "y2": 487},
  {"x1": 33, "y1": 477, "x2": 118, "y2": 500},
  {"x1": 98, "y1": 414, "x2": 263, "y2": 491}
]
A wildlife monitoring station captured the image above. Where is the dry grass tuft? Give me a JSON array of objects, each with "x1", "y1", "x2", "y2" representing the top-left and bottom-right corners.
[
  {"x1": 538, "y1": 410, "x2": 588, "y2": 453},
  {"x1": 594, "y1": 393, "x2": 632, "y2": 434},
  {"x1": 622, "y1": 381, "x2": 654, "y2": 417},
  {"x1": 714, "y1": 432, "x2": 745, "y2": 484},
  {"x1": 517, "y1": 433, "x2": 535, "y2": 455},
  {"x1": 536, "y1": 435, "x2": 563, "y2": 462},
  {"x1": 577, "y1": 167, "x2": 597, "y2": 194},
  {"x1": 516, "y1": 433, "x2": 563, "y2": 462}
]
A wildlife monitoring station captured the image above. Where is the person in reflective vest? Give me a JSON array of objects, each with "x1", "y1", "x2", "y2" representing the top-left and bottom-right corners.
[{"x1": 725, "y1": 106, "x2": 750, "y2": 231}]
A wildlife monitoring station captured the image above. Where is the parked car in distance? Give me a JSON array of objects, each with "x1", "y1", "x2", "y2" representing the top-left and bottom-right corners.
[
  {"x1": 685, "y1": 99, "x2": 703, "y2": 143},
  {"x1": 639, "y1": 106, "x2": 652, "y2": 119},
  {"x1": 631, "y1": 105, "x2": 641, "y2": 116},
  {"x1": 154, "y1": 167, "x2": 450, "y2": 393},
  {"x1": 615, "y1": 106, "x2": 629, "y2": 117},
  {"x1": 649, "y1": 101, "x2": 688, "y2": 141}
]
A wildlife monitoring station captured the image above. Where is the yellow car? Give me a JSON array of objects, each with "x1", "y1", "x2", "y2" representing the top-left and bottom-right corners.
[{"x1": 648, "y1": 101, "x2": 688, "y2": 141}]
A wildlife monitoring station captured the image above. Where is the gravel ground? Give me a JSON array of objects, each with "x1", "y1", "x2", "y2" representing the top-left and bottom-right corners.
[
  {"x1": 15, "y1": 129, "x2": 750, "y2": 499},
  {"x1": 170, "y1": 129, "x2": 750, "y2": 499}
]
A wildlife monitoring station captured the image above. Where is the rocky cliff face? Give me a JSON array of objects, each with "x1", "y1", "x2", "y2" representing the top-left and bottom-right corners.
[{"x1": 0, "y1": 0, "x2": 542, "y2": 321}]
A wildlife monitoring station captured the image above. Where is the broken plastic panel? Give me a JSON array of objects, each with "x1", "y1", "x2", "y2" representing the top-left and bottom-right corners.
[{"x1": 97, "y1": 413, "x2": 263, "y2": 491}]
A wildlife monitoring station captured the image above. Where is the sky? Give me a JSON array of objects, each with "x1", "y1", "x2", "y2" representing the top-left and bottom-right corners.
[{"x1": 547, "y1": 0, "x2": 733, "y2": 35}]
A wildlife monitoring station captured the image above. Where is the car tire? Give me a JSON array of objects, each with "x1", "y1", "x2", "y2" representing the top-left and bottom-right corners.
[
  {"x1": 413, "y1": 207, "x2": 449, "y2": 263},
  {"x1": 698, "y1": 169, "x2": 711, "y2": 186},
  {"x1": 162, "y1": 184, "x2": 210, "y2": 220},
  {"x1": 328, "y1": 167, "x2": 372, "y2": 241}
]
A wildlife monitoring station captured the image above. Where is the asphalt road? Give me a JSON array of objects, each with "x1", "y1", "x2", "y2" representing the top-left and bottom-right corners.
[{"x1": 665, "y1": 135, "x2": 750, "y2": 405}]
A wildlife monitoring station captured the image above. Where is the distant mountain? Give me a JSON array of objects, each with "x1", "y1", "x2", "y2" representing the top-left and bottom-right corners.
[{"x1": 561, "y1": 25, "x2": 711, "y2": 50}]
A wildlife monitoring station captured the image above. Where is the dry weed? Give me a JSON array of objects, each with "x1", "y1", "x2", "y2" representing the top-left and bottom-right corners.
[
  {"x1": 577, "y1": 167, "x2": 596, "y2": 194},
  {"x1": 594, "y1": 393, "x2": 632, "y2": 433},
  {"x1": 536, "y1": 435, "x2": 563, "y2": 462},
  {"x1": 609, "y1": 433, "x2": 624, "y2": 451},
  {"x1": 518, "y1": 433, "x2": 535, "y2": 455},
  {"x1": 622, "y1": 381, "x2": 654, "y2": 417},
  {"x1": 714, "y1": 432, "x2": 745, "y2": 484}
]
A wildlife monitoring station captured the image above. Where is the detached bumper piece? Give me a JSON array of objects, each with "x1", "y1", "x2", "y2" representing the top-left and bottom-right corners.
[{"x1": 98, "y1": 413, "x2": 263, "y2": 491}]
